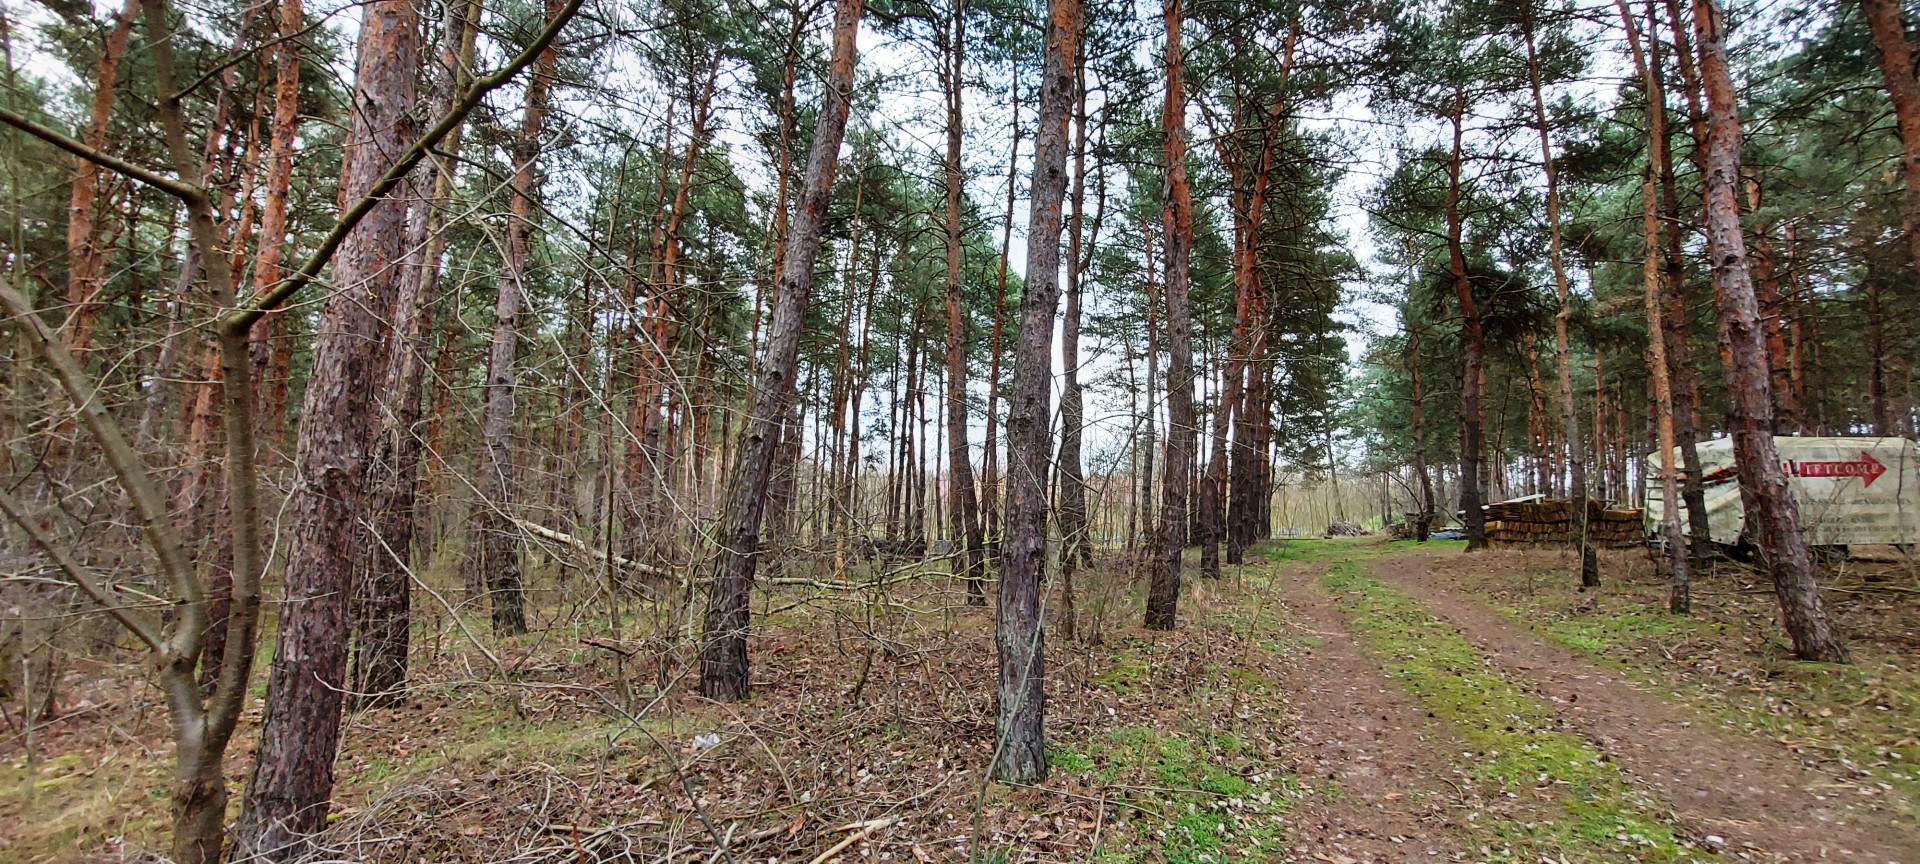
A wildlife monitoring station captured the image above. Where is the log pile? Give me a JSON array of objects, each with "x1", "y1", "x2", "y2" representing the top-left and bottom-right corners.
[{"x1": 1484, "y1": 499, "x2": 1644, "y2": 548}]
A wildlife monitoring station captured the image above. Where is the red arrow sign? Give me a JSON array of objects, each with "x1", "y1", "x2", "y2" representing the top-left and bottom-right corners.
[{"x1": 1790, "y1": 451, "x2": 1887, "y2": 488}]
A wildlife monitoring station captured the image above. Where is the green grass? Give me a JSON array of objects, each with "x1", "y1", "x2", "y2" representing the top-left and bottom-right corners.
[
  {"x1": 1091, "y1": 656, "x2": 1148, "y2": 693},
  {"x1": 1475, "y1": 580, "x2": 1920, "y2": 818},
  {"x1": 1255, "y1": 537, "x2": 1469, "y2": 567},
  {"x1": 1540, "y1": 611, "x2": 1686, "y2": 655},
  {"x1": 1320, "y1": 559, "x2": 1717, "y2": 863},
  {"x1": 1050, "y1": 748, "x2": 1096, "y2": 775},
  {"x1": 1161, "y1": 811, "x2": 1230, "y2": 864},
  {"x1": 1258, "y1": 537, "x2": 1405, "y2": 564},
  {"x1": 1062, "y1": 725, "x2": 1293, "y2": 861}
]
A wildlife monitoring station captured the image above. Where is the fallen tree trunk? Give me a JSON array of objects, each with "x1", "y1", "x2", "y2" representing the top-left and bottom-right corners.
[{"x1": 509, "y1": 518, "x2": 669, "y2": 578}]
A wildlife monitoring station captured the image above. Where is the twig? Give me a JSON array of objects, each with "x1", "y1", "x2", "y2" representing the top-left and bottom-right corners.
[
  {"x1": 701, "y1": 698, "x2": 800, "y2": 806},
  {"x1": 0, "y1": 521, "x2": 163, "y2": 653},
  {"x1": 807, "y1": 817, "x2": 895, "y2": 864},
  {"x1": 514, "y1": 517, "x2": 670, "y2": 578},
  {"x1": 1089, "y1": 788, "x2": 1107, "y2": 855},
  {"x1": 220, "y1": 0, "x2": 587, "y2": 336},
  {"x1": 580, "y1": 636, "x2": 639, "y2": 657},
  {"x1": 380, "y1": 527, "x2": 510, "y2": 685},
  {"x1": 764, "y1": 552, "x2": 966, "y2": 590},
  {"x1": 998, "y1": 780, "x2": 1164, "y2": 819},
  {"x1": 704, "y1": 821, "x2": 739, "y2": 864},
  {"x1": 587, "y1": 685, "x2": 740, "y2": 864}
]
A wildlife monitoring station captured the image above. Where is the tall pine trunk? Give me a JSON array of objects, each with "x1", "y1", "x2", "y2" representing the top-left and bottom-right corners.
[
  {"x1": 1408, "y1": 315, "x2": 1434, "y2": 539},
  {"x1": 1216, "y1": 68, "x2": 1291, "y2": 568},
  {"x1": 982, "y1": 91, "x2": 1020, "y2": 560},
  {"x1": 1057, "y1": 52, "x2": 1092, "y2": 627},
  {"x1": 235, "y1": 0, "x2": 419, "y2": 856},
  {"x1": 1690, "y1": 0, "x2": 1848, "y2": 663},
  {"x1": 699, "y1": 0, "x2": 864, "y2": 701},
  {"x1": 1862, "y1": 0, "x2": 1920, "y2": 275},
  {"x1": 63, "y1": 0, "x2": 139, "y2": 356},
  {"x1": 249, "y1": 0, "x2": 304, "y2": 444},
  {"x1": 467, "y1": 0, "x2": 559, "y2": 636},
  {"x1": 1618, "y1": 0, "x2": 1692, "y2": 611},
  {"x1": 996, "y1": 0, "x2": 1080, "y2": 782},
  {"x1": 1523, "y1": 9, "x2": 1597, "y2": 584},
  {"x1": 1139, "y1": 219, "x2": 1160, "y2": 554},
  {"x1": 1146, "y1": 0, "x2": 1195, "y2": 630},
  {"x1": 942, "y1": 0, "x2": 986, "y2": 606},
  {"x1": 1743, "y1": 176, "x2": 1798, "y2": 432},
  {"x1": 1657, "y1": 0, "x2": 1716, "y2": 566},
  {"x1": 1231, "y1": 260, "x2": 1269, "y2": 554},
  {"x1": 357, "y1": 0, "x2": 479, "y2": 705},
  {"x1": 1645, "y1": 170, "x2": 1690, "y2": 612},
  {"x1": 1444, "y1": 92, "x2": 1487, "y2": 552}
]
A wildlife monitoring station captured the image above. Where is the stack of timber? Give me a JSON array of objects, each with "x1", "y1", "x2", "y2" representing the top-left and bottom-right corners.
[{"x1": 1484, "y1": 499, "x2": 1644, "y2": 548}]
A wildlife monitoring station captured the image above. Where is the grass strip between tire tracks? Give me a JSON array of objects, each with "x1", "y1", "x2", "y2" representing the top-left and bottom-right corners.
[{"x1": 1320, "y1": 558, "x2": 1719, "y2": 863}]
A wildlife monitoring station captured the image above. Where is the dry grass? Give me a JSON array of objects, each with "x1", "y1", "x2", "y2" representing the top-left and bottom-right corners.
[{"x1": 0, "y1": 550, "x2": 1317, "y2": 863}]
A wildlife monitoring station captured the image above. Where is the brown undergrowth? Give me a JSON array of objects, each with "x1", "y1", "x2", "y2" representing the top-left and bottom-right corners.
[{"x1": 1, "y1": 551, "x2": 1344, "y2": 863}]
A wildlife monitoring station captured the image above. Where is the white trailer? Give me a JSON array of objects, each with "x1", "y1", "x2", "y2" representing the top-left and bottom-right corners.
[{"x1": 1645, "y1": 436, "x2": 1920, "y2": 548}]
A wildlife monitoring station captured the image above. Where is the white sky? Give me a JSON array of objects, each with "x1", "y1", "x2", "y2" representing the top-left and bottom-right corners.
[{"x1": 16, "y1": 0, "x2": 1791, "y2": 476}]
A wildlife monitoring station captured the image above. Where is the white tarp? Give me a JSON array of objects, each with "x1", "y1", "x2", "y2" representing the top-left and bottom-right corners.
[{"x1": 1645, "y1": 437, "x2": 1920, "y2": 547}]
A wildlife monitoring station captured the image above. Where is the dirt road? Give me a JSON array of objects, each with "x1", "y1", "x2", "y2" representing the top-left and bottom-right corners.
[{"x1": 1342, "y1": 548, "x2": 1912, "y2": 863}]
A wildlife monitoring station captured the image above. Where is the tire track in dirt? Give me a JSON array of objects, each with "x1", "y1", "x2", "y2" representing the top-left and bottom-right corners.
[
  {"x1": 1263, "y1": 561, "x2": 1469, "y2": 863},
  {"x1": 1370, "y1": 551, "x2": 1913, "y2": 863}
]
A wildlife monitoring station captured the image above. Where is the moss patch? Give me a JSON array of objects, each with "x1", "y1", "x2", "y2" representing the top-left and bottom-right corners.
[
  {"x1": 1062, "y1": 725, "x2": 1293, "y2": 862},
  {"x1": 1321, "y1": 560, "x2": 1717, "y2": 863},
  {"x1": 1449, "y1": 553, "x2": 1920, "y2": 820}
]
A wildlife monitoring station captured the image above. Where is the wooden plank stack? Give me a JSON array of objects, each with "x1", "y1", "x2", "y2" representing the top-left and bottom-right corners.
[
  {"x1": 1484, "y1": 499, "x2": 1644, "y2": 548},
  {"x1": 1588, "y1": 502, "x2": 1645, "y2": 547}
]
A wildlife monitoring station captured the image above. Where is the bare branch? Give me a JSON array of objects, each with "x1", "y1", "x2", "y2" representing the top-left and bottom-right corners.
[
  {"x1": 0, "y1": 107, "x2": 206, "y2": 203},
  {"x1": 0, "y1": 275, "x2": 202, "y2": 661},
  {"x1": 511, "y1": 517, "x2": 669, "y2": 577},
  {"x1": 221, "y1": 0, "x2": 588, "y2": 338},
  {"x1": 0, "y1": 486, "x2": 167, "y2": 653}
]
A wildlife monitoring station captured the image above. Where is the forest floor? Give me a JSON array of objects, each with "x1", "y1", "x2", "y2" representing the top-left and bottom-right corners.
[{"x1": 3, "y1": 538, "x2": 1918, "y2": 863}]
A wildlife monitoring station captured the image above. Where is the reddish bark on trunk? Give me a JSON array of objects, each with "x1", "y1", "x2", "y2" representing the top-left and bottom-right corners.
[
  {"x1": 356, "y1": 0, "x2": 481, "y2": 703},
  {"x1": 1691, "y1": 0, "x2": 1848, "y2": 663},
  {"x1": 1618, "y1": 0, "x2": 1692, "y2": 610},
  {"x1": 1862, "y1": 0, "x2": 1920, "y2": 274},
  {"x1": 62, "y1": 0, "x2": 139, "y2": 355},
  {"x1": 1217, "y1": 34, "x2": 1291, "y2": 565},
  {"x1": 249, "y1": 0, "x2": 303, "y2": 443},
  {"x1": 1147, "y1": 0, "x2": 1195, "y2": 630},
  {"x1": 943, "y1": 0, "x2": 987, "y2": 606},
  {"x1": 1524, "y1": 8, "x2": 1597, "y2": 585},
  {"x1": 234, "y1": 1, "x2": 419, "y2": 856},
  {"x1": 1743, "y1": 175, "x2": 1798, "y2": 433}
]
